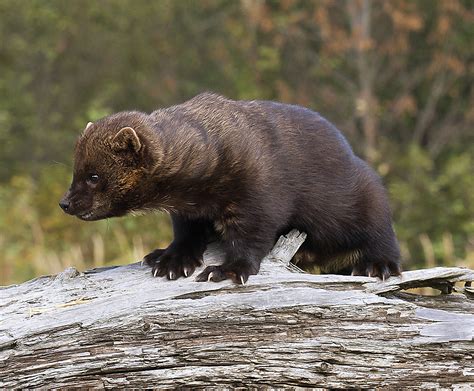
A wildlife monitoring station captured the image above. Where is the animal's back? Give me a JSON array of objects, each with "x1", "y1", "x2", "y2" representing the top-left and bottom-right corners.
[{"x1": 176, "y1": 92, "x2": 383, "y2": 221}]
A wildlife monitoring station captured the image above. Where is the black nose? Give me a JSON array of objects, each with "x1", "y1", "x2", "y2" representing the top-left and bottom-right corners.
[{"x1": 59, "y1": 199, "x2": 70, "y2": 211}]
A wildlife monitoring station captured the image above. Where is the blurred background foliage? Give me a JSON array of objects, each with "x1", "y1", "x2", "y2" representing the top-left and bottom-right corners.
[{"x1": 0, "y1": 0, "x2": 472, "y2": 285}]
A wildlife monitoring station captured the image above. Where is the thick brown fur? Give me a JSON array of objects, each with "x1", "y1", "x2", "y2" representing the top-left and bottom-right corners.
[{"x1": 60, "y1": 92, "x2": 401, "y2": 283}]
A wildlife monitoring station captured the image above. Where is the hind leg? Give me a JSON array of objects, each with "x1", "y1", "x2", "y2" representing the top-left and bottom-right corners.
[
  {"x1": 351, "y1": 237, "x2": 402, "y2": 280},
  {"x1": 292, "y1": 237, "x2": 401, "y2": 280}
]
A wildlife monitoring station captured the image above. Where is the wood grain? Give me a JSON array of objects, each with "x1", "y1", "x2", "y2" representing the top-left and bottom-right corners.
[{"x1": 1, "y1": 230, "x2": 473, "y2": 388}]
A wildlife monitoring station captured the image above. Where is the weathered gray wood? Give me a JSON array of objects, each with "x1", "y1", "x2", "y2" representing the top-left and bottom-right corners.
[{"x1": 1, "y1": 230, "x2": 473, "y2": 389}]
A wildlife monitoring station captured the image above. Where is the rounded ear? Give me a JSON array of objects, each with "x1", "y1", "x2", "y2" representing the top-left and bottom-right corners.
[
  {"x1": 85, "y1": 122, "x2": 93, "y2": 130},
  {"x1": 112, "y1": 127, "x2": 142, "y2": 153}
]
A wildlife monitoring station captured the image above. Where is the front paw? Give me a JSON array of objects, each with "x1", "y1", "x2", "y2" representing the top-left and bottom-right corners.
[
  {"x1": 144, "y1": 248, "x2": 202, "y2": 280},
  {"x1": 195, "y1": 259, "x2": 258, "y2": 285}
]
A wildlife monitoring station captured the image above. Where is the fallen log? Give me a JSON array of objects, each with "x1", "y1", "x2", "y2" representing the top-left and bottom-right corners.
[{"x1": 1, "y1": 230, "x2": 473, "y2": 389}]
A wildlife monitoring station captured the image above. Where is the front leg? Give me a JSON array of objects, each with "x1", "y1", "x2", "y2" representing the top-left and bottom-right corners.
[
  {"x1": 196, "y1": 215, "x2": 276, "y2": 284},
  {"x1": 144, "y1": 215, "x2": 210, "y2": 280}
]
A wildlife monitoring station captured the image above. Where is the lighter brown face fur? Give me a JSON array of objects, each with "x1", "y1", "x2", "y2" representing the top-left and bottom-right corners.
[{"x1": 60, "y1": 114, "x2": 152, "y2": 221}]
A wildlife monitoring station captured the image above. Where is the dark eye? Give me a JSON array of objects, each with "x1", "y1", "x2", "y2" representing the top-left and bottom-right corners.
[{"x1": 87, "y1": 174, "x2": 99, "y2": 185}]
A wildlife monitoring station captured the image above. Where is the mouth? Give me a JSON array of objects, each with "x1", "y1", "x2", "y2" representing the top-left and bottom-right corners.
[
  {"x1": 77, "y1": 211, "x2": 97, "y2": 221},
  {"x1": 77, "y1": 209, "x2": 116, "y2": 221}
]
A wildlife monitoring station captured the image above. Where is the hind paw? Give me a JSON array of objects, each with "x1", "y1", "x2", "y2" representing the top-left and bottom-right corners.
[{"x1": 352, "y1": 260, "x2": 401, "y2": 281}]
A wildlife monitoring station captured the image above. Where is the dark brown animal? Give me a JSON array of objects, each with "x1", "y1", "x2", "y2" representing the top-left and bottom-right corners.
[{"x1": 60, "y1": 92, "x2": 401, "y2": 283}]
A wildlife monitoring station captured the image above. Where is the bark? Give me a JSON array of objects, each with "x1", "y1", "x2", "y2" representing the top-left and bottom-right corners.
[{"x1": 1, "y1": 230, "x2": 473, "y2": 389}]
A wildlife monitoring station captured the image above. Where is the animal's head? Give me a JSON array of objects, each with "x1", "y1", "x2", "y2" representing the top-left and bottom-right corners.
[{"x1": 59, "y1": 112, "x2": 160, "y2": 221}]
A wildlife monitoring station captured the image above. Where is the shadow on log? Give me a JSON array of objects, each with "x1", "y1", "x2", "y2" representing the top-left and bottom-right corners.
[{"x1": 1, "y1": 230, "x2": 473, "y2": 388}]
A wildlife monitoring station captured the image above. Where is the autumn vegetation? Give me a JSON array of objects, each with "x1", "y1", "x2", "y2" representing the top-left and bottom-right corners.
[{"x1": 0, "y1": 0, "x2": 472, "y2": 285}]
